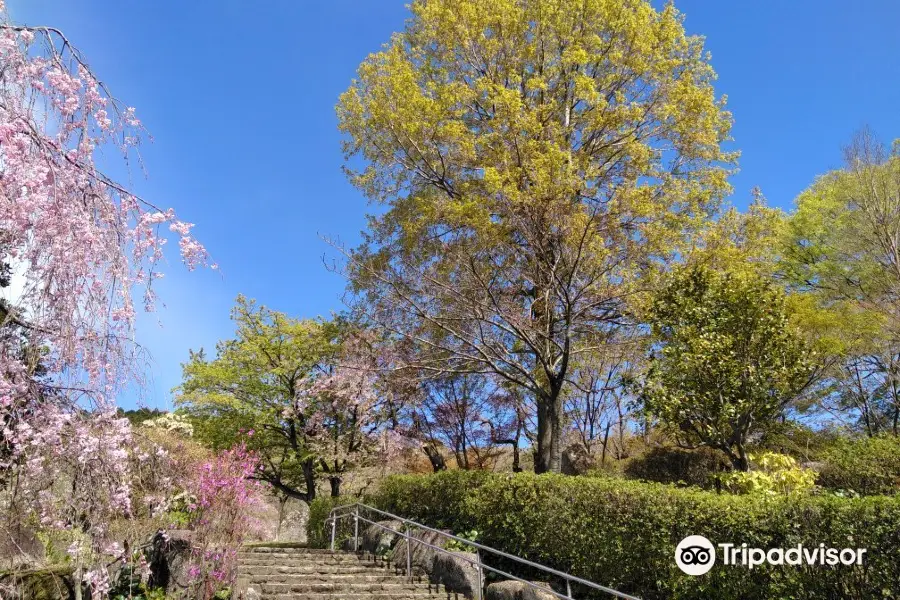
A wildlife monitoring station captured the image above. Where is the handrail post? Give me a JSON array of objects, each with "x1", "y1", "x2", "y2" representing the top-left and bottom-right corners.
[
  {"x1": 475, "y1": 550, "x2": 483, "y2": 600},
  {"x1": 566, "y1": 578, "x2": 572, "y2": 600},
  {"x1": 330, "y1": 516, "x2": 337, "y2": 551},
  {"x1": 353, "y1": 505, "x2": 359, "y2": 552},
  {"x1": 405, "y1": 525, "x2": 412, "y2": 583}
]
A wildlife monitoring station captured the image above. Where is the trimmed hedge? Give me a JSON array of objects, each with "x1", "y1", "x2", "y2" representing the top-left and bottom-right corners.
[
  {"x1": 818, "y1": 435, "x2": 900, "y2": 496},
  {"x1": 370, "y1": 471, "x2": 900, "y2": 600}
]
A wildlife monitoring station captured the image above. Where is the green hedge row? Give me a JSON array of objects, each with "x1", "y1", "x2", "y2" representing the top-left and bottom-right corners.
[{"x1": 370, "y1": 471, "x2": 900, "y2": 600}]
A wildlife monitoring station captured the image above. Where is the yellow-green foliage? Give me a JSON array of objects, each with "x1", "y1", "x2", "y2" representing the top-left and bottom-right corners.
[
  {"x1": 722, "y1": 452, "x2": 817, "y2": 496},
  {"x1": 335, "y1": 0, "x2": 737, "y2": 451},
  {"x1": 338, "y1": 0, "x2": 735, "y2": 290},
  {"x1": 307, "y1": 496, "x2": 350, "y2": 549},
  {"x1": 641, "y1": 265, "x2": 816, "y2": 470}
]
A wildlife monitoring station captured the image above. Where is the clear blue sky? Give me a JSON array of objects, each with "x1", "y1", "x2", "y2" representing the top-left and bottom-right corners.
[{"x1": 9, "y1": 1, "x2": 900, "y2": 410}]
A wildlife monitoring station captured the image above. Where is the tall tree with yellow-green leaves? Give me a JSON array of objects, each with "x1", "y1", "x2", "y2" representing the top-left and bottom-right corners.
[
  {"x1": 336, "y1": 0, "x2": 735, "y2": 472},
  {"x1": 782, "y1": 129, "x2": 900, "y2": 435}
]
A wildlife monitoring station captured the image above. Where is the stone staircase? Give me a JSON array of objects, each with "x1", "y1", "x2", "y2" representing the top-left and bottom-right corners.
[{"x1": 235, "y1": 546, "x2": 455, "y2": 600}]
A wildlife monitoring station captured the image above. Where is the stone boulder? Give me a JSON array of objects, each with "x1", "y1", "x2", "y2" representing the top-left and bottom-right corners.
[
  {"x1": 233, "y1": 575, "x2": 262, "y2": 600},
  {"x1": 0, "y1": 566, "x2": 80, "y2": 600},
  {"x1": 430, "y1": 551, "x2": 481, "y2": 598},
  {"x1": 391, "y1": 528, "x2": 450, "y2": 575},
  {"x1": 361, "y1": 520, "x2": 404, "y2": 555},
  {"x1": 276, "y1": 497, "x2": 309, "y2": 543},
  {"x1": 486, "y1": 580, "x2": 558, "y2": 600},
  {"x1": 147, "y1": 530, "x2": 193, "y2": 595},
  {"x1": 232, "y1": 572, "x2": 260, "y2": 600},
  {"x1": 0, "y1": 522, "x2": 44, "y2": 571},
  {"x1": 561, "y1": 443, "x2": 595, "y2": 476}
]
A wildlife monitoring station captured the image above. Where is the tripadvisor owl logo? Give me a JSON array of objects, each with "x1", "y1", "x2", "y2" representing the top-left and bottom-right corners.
[
  {"x1": 676, "y1": 535, "x2": 716, "y2": 575},
  {"x1": 675, "y1": 535, "x2": 868, "y2": 575}
]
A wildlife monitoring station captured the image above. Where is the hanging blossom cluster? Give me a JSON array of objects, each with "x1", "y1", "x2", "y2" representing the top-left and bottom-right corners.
[
  {"x1": 0, "y1": 6, "x2": 210, "y2": 597},
  {"x1": 6, "y1": 408, "x2": 133, "y2": 527},
  {"x1": 0, "y1": 12, "x2": 210, "y2": 402},
  {"x1": 5, "y1": 407, "x2": 133, "y2": 598}
]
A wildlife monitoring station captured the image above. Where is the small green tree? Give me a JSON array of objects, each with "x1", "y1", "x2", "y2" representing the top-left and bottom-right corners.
[
  {"x1": 175, "y1": 295, "x2": 340, "y2": 501},
  {"x1": 641, "y1": 265, "x2": 816, "y2": 471}
]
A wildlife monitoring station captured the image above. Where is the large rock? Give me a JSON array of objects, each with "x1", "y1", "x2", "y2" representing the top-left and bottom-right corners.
[
  {"x1": 430, "y1": 551, "x2": 481, "y2": 598},
  {"x1": 147, "y1": 529, "x2": 193, "y2": 595},
  {"x1": 276, "y1": 497, "x2": 309, "y2": 543},
  {"x1": 486, "y1": 580, "x2": 558, "y2": 600},
  {"x1": 0, "y1": 565, "x2": 80, "y2": 600},
  {"x1": 361, "y1": 520, "x2": 404, "y2": 555},
  {"x1": 391, "y1": 528, "x2": 450, "y2": 575},
  {"x1": 561, "y1": 443, "x2": 595, "y2": 476},
  {"x1": 801, "y1": 461, "x2": 826, "y2": 472},
  {"x1": 0, "y1": 522, "x2": 44, "y2": 571}
]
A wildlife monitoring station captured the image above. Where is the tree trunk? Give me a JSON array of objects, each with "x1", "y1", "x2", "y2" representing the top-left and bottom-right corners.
[
  {"x1": 303, "y1": 458, "x2": 317, "y2": 502},
  {"x1": 511, "y1": 446, "x2": 522, "y2": 472},
  {"x1": 534, "y1": 392, "x2": 564, "y2": 473},
  {"x1": 329, "y1": 476, "x2": 342, "y2": 497},
  {"x1": 728, "y1": 445, "x2": 750, "y2": 472},
  {"x1": 423, "y1": 444, "x2": 447, "y2": 472},
  {"x1": 600, "y1": 421, "x2": 612, "y2": 465},
  {"x1": 73, "y1": 555, "x2": 83, "y2": 600}
]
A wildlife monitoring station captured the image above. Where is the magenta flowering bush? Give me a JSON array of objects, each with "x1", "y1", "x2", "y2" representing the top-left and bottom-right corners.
[{"x1": 181, "y1": 444, "x2": 268, "y2": 600}]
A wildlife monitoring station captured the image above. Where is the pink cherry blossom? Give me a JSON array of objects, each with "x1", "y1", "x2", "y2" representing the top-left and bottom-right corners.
[{"x1": 0, "y1": 7, "x2": 210, "y2": 597}]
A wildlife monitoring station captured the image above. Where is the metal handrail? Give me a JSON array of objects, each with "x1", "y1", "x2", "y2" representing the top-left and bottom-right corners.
[{"x1": 326, "y1": 502, "x2": 640, "y2": 600}]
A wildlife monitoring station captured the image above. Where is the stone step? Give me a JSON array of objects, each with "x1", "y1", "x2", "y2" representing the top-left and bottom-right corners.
[
  {"x1": 235, "y1": 562, "x2": 394, "y2": 574},
  {"x1": 240, "y1": 546, "x2": 334, "y2": 555},
  {"x1": 237, "y1": 565, "x2": 397, "y2": 576},
  {"x1": 238, "y1": 551, "x2": 370, "y2": 560},
  {"x1": 243, "y1": 573, "x2": 429, "y2": 584},
  {"x1": 260, "y1": 594, "x2": 453, "y2": 600},
  {"x1": 237, "y1": 554, "x2": 385, "y2": 566},
  {"x1": 238, "y1": 549, "x2": 357, "y2": 556},
  {"x1": 256, "y1": 581, "x2": 439, "y2": 594},
  {"x1": 234, "y1": 546, "x2": 458, "y2": 600}
]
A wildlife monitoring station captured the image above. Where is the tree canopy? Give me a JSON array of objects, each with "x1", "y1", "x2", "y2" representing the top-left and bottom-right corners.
[
  {"x1": 641, "y1": 265, "x2": 816, "y2": 470},
  {"x1": 781, "y1": 130, "x2": 900, "y2": 435},
  {"x1": 336, "y1": 0, "x2": 734, "y2": 472}
]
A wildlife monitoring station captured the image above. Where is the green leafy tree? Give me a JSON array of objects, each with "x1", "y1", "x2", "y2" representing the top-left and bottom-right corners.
[
  {"x1": 781, "y1": 129, "x2": 900, "y2": 434},
  {"x1": 641, "y1": 265, "x2": 817, "y2": 471},
  {"x1": 336, "y1": 0, "x2": 734, "y2": 472},
  {"x1": 175, "y1": 295, "x2": 340, "y2": 501}
]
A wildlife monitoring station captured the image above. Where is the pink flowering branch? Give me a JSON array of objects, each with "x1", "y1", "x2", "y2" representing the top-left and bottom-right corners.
[{"x1": 0, "y1": 5, "x2": 212, "y2": 598}]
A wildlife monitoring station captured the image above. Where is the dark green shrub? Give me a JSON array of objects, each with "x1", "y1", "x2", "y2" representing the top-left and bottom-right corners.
[
  {"x1": 372, "y1": 471, "x2": 900, "y2": 600},
  {"x1": 623, "y1": 446, "x2": 729, "y2": 488},
  {"x1": 371, "y1": 469, "x2": 492, "y2": 529},
  {"x1": 752, "y1": 421, "x2": 842, "y2": 462},
  {"x1": 818, "y1": 435, "x2": 900, "y2": 495},
  {"x1": 307, "y1": 496, "x2": 350, "y2": 549}
]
